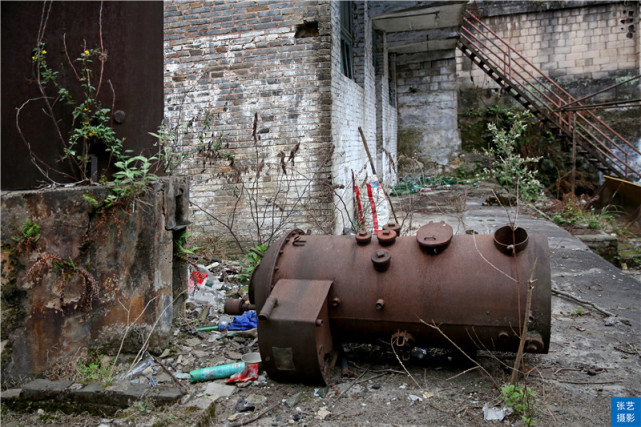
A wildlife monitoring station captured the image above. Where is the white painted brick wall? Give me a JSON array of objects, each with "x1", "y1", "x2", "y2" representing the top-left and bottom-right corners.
[{"x1": 329, "y1": 1, "x2": 388, "y2": 234}]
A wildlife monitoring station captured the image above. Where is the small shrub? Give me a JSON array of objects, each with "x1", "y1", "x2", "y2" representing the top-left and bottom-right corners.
[{"x1": 479, "y1": 113, "x2": 544, "y2": 203}]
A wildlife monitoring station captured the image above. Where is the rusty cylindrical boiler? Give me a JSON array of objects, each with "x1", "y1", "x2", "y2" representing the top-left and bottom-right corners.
[{"x1": 225, "y1": 222, "x2": 551, "y2": 384}]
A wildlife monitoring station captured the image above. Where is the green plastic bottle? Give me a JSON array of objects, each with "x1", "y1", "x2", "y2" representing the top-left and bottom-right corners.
[{"x1": 189, "y1": 362, "x2": 245, "y2": 383}]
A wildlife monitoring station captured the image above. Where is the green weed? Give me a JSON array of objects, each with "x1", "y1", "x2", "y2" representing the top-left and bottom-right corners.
[
  {"x1": 552, "y1": 198, "x2": 615, "y2": 231},
  {"x1": 12, "y1": 218, "x2": 41, "y2": 243},
  {"x1": 570, "y1": 306, "x2": 585, "y2": 316},
  {"x1": 238, "y1": 244, "x2": 267, "y2": 284},
  {"x1": 76, "y1": 355, "x2": 114, "y2": 385},
  {"x1": 501, "y1": 383, "x2": 536, "y2": 426}
]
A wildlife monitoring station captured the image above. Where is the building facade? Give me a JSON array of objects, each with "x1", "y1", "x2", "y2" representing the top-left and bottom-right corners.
[{"x1": 163, "y1": 1, "x2": 464, "y2": 250}]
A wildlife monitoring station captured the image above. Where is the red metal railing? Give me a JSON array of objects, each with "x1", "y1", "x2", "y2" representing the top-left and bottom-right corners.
[{"x1": 458, "y1": 10, "x2": 640, "y2": 180}]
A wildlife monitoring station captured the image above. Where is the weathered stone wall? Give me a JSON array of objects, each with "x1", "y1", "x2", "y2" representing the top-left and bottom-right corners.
[
  {"x1": 164, "y1": 1, "x2": 335, "y2": 250},
  {"x1": 0, "y1": 178, "x2": 188, "y2": 385},
  {"x1": 396, "y1": 49, "x2": 461, "y2": 175},
  {"x1": 457, "y1": 1, "x2": 641, "y2": 104}
]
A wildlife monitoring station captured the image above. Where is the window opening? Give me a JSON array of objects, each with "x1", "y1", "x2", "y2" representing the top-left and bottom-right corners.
[{"x1": 340, "y1": 1, "x2": 354, "y2": 79}]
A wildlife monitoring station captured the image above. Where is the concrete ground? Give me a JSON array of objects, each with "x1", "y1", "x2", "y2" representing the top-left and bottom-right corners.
[{"x1": 394, "y1": 184, "x2": 641, "y2": 406}]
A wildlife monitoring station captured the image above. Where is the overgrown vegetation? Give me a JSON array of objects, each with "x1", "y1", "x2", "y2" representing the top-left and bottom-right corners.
[
  {"x1": 149, "y1": 110, "x2": 234, "y2": 175},
  {"x1": 552, "y1": 196, "x2": 616, "y2": 231},
  {"x1": 459, "y1": 104, "x2": 600, "y2": 198},
  {"x1": 18, "y1": 9, "x2": 159, "y2": 210}
]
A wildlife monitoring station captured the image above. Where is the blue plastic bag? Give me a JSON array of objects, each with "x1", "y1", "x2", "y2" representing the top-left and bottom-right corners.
[{"x1": 221, "y1": 311, "x2": 257, "y2": 331}]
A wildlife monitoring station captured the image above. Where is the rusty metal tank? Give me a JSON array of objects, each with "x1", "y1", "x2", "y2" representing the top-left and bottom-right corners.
[{"x1": 225, "y1": 221, "x2": 551, "y2": 385}]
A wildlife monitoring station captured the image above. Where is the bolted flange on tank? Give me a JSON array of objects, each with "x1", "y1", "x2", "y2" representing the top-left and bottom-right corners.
[{"x1": 226, "y1": 221, "x2": 551, "y2": 385}]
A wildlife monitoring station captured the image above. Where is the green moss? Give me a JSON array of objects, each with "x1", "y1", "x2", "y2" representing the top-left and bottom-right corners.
[{"x1": 397, "y1": 128, "x2": 422, "y2": 157}]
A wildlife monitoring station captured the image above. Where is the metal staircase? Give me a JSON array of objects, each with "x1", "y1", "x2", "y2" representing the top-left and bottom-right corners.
[{"x1": 457, "y1": 10, "x2": 640, "y2": 181}]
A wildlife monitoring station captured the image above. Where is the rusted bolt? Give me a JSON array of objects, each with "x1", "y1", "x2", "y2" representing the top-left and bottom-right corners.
[
  {"x1": 371, "y1": 249, "x2": 391, "y2": 271},
  {"x1": 525, "y1": 336, "x2": 544, "y2": 353},
  {"x1": 355, "y1": 230, "x2": 372, "y2": 245},
  {"x1": 315, "y1": 319, "x2": 324, "y2": 327},
  {"x1": 498, "y1": 331, "x2": 510, "y2": 340},
  {"x1": 377, "y1": 229, "x2": 397, "y2": 245},
  {"x1": 376, "y1": 299, "x2": 385, "y2": 310},
  {"x1": 331, "y1": 297, "x2": 341, "y2": 308},
  {"x1": 382, "y1": 222, "x2": 401, "y2": 236}
]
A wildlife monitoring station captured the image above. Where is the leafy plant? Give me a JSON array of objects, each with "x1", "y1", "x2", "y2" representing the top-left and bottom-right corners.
[
  {"x1": 28, "y1": 43, "x2": 124, "y2": 182},
  {"x1": 12, "y1": 218, "x2": 41, "y2": 243},
  {"x1": 104, "y1": 156, "x2": 158, "y2": 208},
  {"x1": 501, "y1": 383, "x2": 536, "y2": 426},
  {"x1": 82, "y1": 194, "x2": 101, "y2": 208},
  {"x1": 22, "y1": 40, "x2": 161, "y2": 211},
  {"x1": 238, "y1": 244, "x2": 267, "y2": 283},
  {"x1": 133, "y1": 401, "x2": 152, "y2": 414},
  {"x1": 52, "y1": 257, "x2": 76, "y2": 279},
  {"x1": 174, "y1": 232, "x2": 204, "y2": 258},
  {"x1": 479, "y1": 113, "x2": 544, "y2": 203},
  {"x1": 76, "y1": 355, "x2": 114, "y2": 385}
]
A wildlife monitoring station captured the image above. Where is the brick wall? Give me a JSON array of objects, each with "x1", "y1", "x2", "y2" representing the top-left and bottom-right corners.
[
  {"x1": 329, "y1": 1, "x2": 394, "y2": 234},
  {"x1": 457, "y1": 2, "x2": 641, "y2": 100},
  {"x1": 164, "y1": 1, "x2": 334, "y2": 251},
  {"x1": 396, "y1": 49, "x2": 461, "y2": 174}
]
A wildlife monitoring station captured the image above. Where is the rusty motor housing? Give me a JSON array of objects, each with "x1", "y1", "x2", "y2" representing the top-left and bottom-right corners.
[{"x1": 225, "y1": 222, "x2": 551, "y2": 384}]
